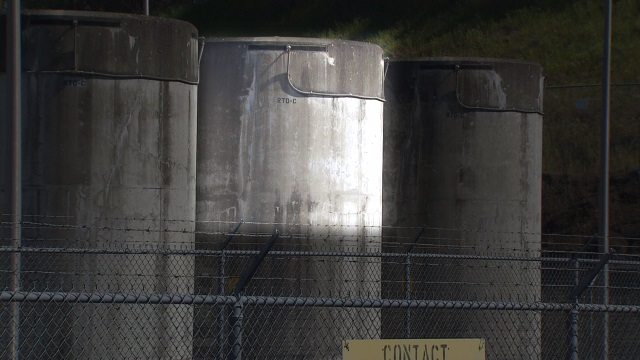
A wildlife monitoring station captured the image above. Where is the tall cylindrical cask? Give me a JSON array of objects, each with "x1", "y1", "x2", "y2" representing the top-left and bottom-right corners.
[
  {"x1": 0, "y1": 10, "x2": 198, "y2": 358},
  {"x1": 196, "y1": 37, "x2": 384, "y2": 358},
  {"x1": 382, "y1": 58, "x2": 543, "y2": 359}
]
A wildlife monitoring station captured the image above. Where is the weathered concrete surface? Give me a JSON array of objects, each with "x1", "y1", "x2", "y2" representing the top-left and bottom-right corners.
[
  {"x1": 196, "y1": 38, "x2": 384, "y2": 357},
  {"x1": 1, "y1": 10, "x2": 199, "y2": 83},
  {"x1": 0, "y1": 11, "x2": 198, "y2": 359},
  {"x1": 382, "y1": 58, "x2": 543, "y2": 359}
]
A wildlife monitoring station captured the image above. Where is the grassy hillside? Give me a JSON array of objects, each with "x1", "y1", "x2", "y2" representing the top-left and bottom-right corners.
[{"x1": 176, "y1": 0, "x2": 638, "y2": 80}]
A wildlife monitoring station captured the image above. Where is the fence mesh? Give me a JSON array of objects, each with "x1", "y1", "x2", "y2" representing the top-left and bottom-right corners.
[{"x1": 2, "y1": 219, "x2": 640, "y2": 359}]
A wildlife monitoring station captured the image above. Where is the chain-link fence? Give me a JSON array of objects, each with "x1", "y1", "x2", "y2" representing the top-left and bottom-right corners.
[{"x1": 2, "y1": 219, "x2": 640, "y2": 359}]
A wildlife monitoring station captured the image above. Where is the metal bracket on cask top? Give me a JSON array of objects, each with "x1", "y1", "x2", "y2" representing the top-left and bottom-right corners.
[
  {"x1": 248, "y1": 44, "x2": 328, "y2": 52},
  {"x1": 419, "y1": 62, "x2": 494, "y2": 71},
  {"x1": 27, "y1": 17, "x2": 122, "y2": 28}
]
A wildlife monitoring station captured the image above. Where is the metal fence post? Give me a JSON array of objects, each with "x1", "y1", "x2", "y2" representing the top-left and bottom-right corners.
[
  {"x1": 567, "y1": 237, "x2": 597, "y2": 360},
  {"x1": 404, "y1": 228, "x2": 424, "y2": 338},
  {"x1": 8, "y1": 1, "x2": 23, "y2": 359},
  {"x1": 228, "y1": 298, "x2": 244, "y2": 360},
  {"x1": 567, "y1": 254, "x2": 581, "y2": 360},
  {"x1": 568, "y1": 303, "x2": 578, "y2": 360},
  {"x1": 600, "y1": 0, "x2": 613, "y2": 358},
  {"x1": 218, "y1": 220, "x2": 243, "y2": 359},
  {"x1": 227, "y1": 229, "x2": 280, "y2": 360},
  {"x1": 404, "y1": 252, "x2": 412, "y2": 338},
  {"x1": 567, "y1": 245, "x2": 613, "y2": 360}
]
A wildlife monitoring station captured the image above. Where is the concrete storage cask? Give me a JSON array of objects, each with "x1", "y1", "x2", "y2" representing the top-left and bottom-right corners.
[
  {"x1": 0, "y1": 10, "x2": 199, "y2": 358},
  {"x1": 195, "y1": 37, "x2": 384, "y2": 357},
  {"x1": 382, "y1": 58, "x2": 543, "y2": 359}
]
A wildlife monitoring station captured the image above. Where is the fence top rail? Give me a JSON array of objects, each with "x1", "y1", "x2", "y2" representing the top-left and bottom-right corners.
[
  {"x1": 2, "y1": 245, "x2": 640, "y2": 266},
  {"x1": 2, "y1": 290, "x2": 640, "y2": 313},
  {"x1": 0, "y1": 245, "x2": 553, "y2": 262}
]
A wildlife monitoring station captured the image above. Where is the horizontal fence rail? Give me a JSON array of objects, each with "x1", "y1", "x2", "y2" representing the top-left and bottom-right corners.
[{"x1": 3, "y1": 291, "x2": 640, "y2": 314}]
